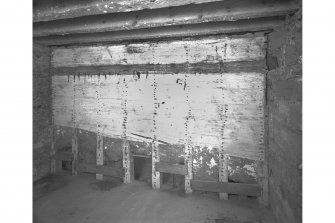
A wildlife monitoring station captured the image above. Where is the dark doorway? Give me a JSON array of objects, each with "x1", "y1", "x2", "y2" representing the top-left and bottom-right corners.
[{"x1": 133, "y1": 155, "x2": 152, "y2": 185}]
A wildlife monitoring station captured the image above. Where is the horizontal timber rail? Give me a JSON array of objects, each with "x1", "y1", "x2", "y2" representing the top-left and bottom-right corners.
[
  {"x1": 155, "y1": 162, "x2": 188, "y2": 175},
  {"x1": 51, "y1": 61, "x2": 267, "y2": 76},
  {"x1": 191, "y1": 180, "x2": 261, "y2": 197}
]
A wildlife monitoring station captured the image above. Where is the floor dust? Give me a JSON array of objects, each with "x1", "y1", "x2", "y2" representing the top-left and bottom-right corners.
[
  {"x1": 33, "y1": 173, "x2": 276, "y2": 223},
  {"x1": 89, "y1": 179, "x2": 123, "y2": 191}
]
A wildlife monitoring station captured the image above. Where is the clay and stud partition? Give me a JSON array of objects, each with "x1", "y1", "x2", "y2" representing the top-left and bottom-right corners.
[{"x1": 50, "y1": 33, "x2": 268, "y2": 204}]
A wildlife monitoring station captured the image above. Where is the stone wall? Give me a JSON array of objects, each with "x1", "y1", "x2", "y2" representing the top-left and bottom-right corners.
[
  {"x1": 267, "y1": 11, "x2": 302, "y2": 223},
  {"x1": 33, "y1": 42, "x2": 52, "y2": 181}
]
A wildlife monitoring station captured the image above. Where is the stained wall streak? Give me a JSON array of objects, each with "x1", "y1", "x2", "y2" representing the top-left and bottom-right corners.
[{"x1": 52, "y1": 36, "x2": 266, "y2": 67}]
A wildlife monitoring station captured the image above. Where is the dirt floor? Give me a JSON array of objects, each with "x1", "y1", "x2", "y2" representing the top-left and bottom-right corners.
[{"x1": 33, "y1": 172, "x2": 276, "y2": 223}]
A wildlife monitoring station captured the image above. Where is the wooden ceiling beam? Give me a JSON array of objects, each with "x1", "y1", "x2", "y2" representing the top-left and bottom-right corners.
[
  {"x1": 33, "y1": 0, "x2": 299, "y2": 37},
  {"x1": 34, "y1": 17, "x2": 284, "y2": 46}
]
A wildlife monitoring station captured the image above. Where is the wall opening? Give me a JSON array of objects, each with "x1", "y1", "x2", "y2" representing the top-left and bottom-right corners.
[
  {"x1": 133, "y1": 155, "x2": 152, "y2": 184},
  {"x1": 61, "y1": 160, "x2": 72, "y2": 171}
]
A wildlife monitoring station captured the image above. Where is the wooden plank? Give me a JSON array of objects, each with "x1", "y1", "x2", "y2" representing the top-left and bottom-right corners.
[
  {"x1": 219, "y1": 154, "x2": 229, "y2": 200},
  {"x1": 96, "y1": 76, "x2": 104, "y2": 180},
  {"x1": 72, "y1": 127, "x2": 78, "y2": 175},
  {"x1": 50, "y1": 125, "x2": 56, "y2": 173},
  {"x1": 54, "y1": 151, "x2": 72, "y2": 161},
  {"x1": 33, "y1": 0, "x2": 299, "y2": 36},
  {"x1": 51, "y1": 60, "x2": 267, "y2": 76},
  {"x1": 122, "y1": 140, "x2": 132, "y2": 183},
  {"x1": 96, "y1": 134, "x2": 103, "y2": 180},
  {"x1": 77, "y1": 163, "x2": 124, "y2": 178},
  {"x1": 191, "y1": 180, "x2": 261, "y2": 197},
  {"x1": 50, "y1": 81, "x2": 56, "y2": 173},
  {"x1": 258, "y1": 74, "x2": 269, "y2": 205},
  {"x1": 51, "y1": 36, "x2": 266, "y2": 68},
  {"x1": 121, "y1": 76, "x2": 133, "y2": 183},
  {"x1": 34, "y1": 19, "x2": 282, "y2": 46},
  {"x1": 219, "y1": 71, "x2": 229, "y2": 199},
  {"x1": 155, "y1": 162, "x2": 187, "y2": 175}
]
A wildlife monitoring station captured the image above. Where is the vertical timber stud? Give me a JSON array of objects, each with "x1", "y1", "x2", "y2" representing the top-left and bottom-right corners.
[
  {"x1": 50, "y1": 79, "x2": 56, "y2": 173},
  {"x1": 258, "y1": 70, "x2": 269, "y2": 205},
  {"x1": 219, "y1": 61, "x2": 229, "y2": 200},
  {"x1": 184, "y1": 72, "x2": 193, "y2": 194},
  {"x1": 72, "y1": 128, "x2": 78, "y2": 175},
  {"x1": 50, "y1": 119, "x2": 56, "y2": 173},
  {"x1": 152, "y1": 74, "x2": 160, "y2": 189},
  {"x1": 122, "y1": 76, "x2": 132, "y2": 183},
  {"x1": 96, "y1": 75, "x2": 103, "y2": 180},
  {"x1": 219, "y1": 154, "x2": 229, "y2": 199},
  {"x1": 71, "y1": 76, "x2": 78, "y2": 175}
]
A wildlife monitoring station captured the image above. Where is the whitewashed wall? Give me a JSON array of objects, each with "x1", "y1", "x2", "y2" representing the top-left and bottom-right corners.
[{"x1": 52, "y1": 35, "x2": 266, "y2": 163}]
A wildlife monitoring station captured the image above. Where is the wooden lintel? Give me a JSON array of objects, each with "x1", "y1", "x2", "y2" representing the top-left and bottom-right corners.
[
  {"x1": 191, "y1": 180, "x2": 261, "y2": 197},
  {"x1": 77, "y1": 163, "x2": 124, "y2": 178},
  {"x1": 155, "y1": 162, "x2": 187, "y2": 175}
]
